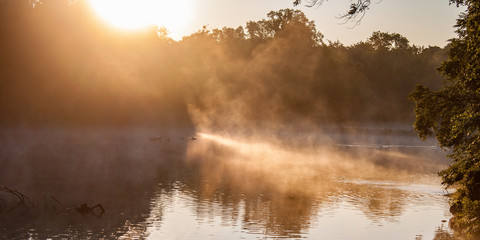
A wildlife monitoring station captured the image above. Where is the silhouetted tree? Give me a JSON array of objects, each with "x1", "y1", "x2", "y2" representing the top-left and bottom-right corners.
[
  {"x1": 367, "y1": 31, "x2": 410, "y2": 51},
  {"x1": 245, "y1": 9, "x2": 323, "y2": 47},
  {"x1": 0, "y1": 3, "x2": 447, "y2": 128}
]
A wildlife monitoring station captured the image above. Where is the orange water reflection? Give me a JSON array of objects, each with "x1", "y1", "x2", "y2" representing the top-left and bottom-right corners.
[{"x1": 0, "y1": 128, "x2": 453, "y2": 239}]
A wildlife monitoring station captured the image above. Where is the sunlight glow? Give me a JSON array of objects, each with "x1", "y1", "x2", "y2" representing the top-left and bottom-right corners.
[
  {"x1": 198, "y1": 133, "x2": 274, "y2": 154},
  {"x1": 87, "y1": 0, "x2": 193, "y2": 38}
]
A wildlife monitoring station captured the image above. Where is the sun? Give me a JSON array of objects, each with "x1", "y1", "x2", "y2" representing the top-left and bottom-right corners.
[{"x1": 87, "y1": 0, "x2": 193, "y2": 38}]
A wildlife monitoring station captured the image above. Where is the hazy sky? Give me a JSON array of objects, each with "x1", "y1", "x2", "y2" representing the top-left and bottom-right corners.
[
  {"x1": 87, "y1": 0, "x2": 465, "y2": 47},
  {"x1": 186, "y1": 0, "x2": 464, "y2": 47}
]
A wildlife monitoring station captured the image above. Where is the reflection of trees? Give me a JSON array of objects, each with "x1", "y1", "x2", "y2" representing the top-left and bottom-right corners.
[
  {"x1": 340, "y1": 182, "x2": 407, "y2": 223},
  {"x1": 156, "y1": 137, "x2": 439, "y2": 238},
  {"x1": 431, "y1": 224, "x2": 456, "y2": 240},
  {"x1": 0, "y1": 129, "x2": 448, "y2": 239},
  {"x1": 0, "y1": 128, "x2": 191, "y2": 239},
  {"x1": 245, "y1": 195, "x2": 318, "y2": 237}
]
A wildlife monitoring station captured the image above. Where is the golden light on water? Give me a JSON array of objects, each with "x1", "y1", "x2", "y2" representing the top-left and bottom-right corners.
[
  {"x1": 196, "y1": 132, "x2": 447, "y2": 182},
  {"x1": 198, "y1": 133, "x2": 238, "y2": 147},
  {"x1": 198, "y1": 132, "x2": 283, "y2": 157},
  {"x1": 87, "y1": 0, "x2": 194, "y2": 37},
  {"x1": 198, "y1": 133, "x2": 270, "y2": 151}
]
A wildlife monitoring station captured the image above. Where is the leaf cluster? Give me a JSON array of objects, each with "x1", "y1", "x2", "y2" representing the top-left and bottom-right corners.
[{"x1": 409, "y1": 0, "x2": 480, "y2": 237}]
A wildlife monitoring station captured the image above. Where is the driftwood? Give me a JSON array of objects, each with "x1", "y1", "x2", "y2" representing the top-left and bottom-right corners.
[
  {"x1": 75, "y1": 203, "x2": 105, "y2": 217},
  {"x1": 0, "y1": 186, "x2": 35, "y2": 212},
  {"x1": 0, "y1": 186, "x2": 105, "y2": 217}
]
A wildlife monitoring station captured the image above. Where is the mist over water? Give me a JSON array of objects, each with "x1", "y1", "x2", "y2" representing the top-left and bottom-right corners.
[{"x1": 0, "y1": 126, "x2": 452, "y2": 240}]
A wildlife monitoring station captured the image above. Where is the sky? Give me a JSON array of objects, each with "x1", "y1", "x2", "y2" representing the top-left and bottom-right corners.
[{"x1": 88, "y1": 0, "x2": 466, "y2": 47}]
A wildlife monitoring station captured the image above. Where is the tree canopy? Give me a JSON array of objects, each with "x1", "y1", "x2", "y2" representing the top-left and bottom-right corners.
[
  {"x1": 0, "y1": 1, "x2": 446, "y2": 128},
  {"x1": 409, "y1": 0, "x2": 480, "y2": 237}
]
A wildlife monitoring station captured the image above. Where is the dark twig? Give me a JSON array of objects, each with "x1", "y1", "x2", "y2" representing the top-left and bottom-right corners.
[
  {"x1": 0, "y1": 187, "x2": 105, "y2": 217},
  {"x1": 50, "y1": 196, "x2": 68, "y2": 215},
  {"x1": 295, "y1": 0, "x2": 376, "y2": 27},
  {"x1": 1, "y1": 187, "x2": 35, "y2": 212}
]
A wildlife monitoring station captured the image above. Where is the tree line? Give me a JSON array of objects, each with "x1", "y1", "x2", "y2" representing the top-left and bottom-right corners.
[{"x1": 0, "y1": 1, "x2": 447, "y2": 129}]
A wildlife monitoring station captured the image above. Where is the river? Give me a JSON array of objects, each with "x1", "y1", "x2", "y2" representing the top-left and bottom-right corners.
[{"x1": 0, "y1": 127, "x2": 453, "y2": 240}]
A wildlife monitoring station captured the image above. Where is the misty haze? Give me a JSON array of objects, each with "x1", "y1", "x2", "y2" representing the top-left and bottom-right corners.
[{"x1": 0, "y1": 1, "x2": 462, "y2": 240}]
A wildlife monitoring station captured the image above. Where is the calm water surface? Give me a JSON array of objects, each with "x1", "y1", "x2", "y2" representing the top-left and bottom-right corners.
[{"x1": 0, "y1": 127, "x2": 452, "y2": 240}]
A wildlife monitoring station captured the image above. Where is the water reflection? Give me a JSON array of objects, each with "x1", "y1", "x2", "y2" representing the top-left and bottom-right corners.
[
  {"x1": 430, "y1": 223, "x2": 456, "y2": 240},
  {"x1": 0, "y1": 127, "x2": 452, "y2": 239}
]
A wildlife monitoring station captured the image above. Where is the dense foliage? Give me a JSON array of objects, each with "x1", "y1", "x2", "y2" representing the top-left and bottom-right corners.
[
  {"x1": 0, "y1": 1, "x2": 447, "y2": 129},
  {"x1": 409, "y1": 0, "x2": 480, "y2": 237},
  {"x1": 2, "y1": 0, "x2": 479, "y2": 237}
]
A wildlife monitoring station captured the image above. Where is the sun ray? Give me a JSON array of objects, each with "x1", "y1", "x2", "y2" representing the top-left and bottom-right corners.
[{"x1": 87, "y1": 0, "x2": 193, "y2": 38}]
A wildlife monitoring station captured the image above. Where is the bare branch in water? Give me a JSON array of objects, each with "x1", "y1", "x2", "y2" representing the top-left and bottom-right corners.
[
  {"x1": 50, "y1": 196, "x2": 69, "y2": 215},
  {"x1": 0, "y1": 187, "x2": 104, "y2": 217},
  {"x1": 0, "y1": 186, "x2": 35, "y2": 212}
]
